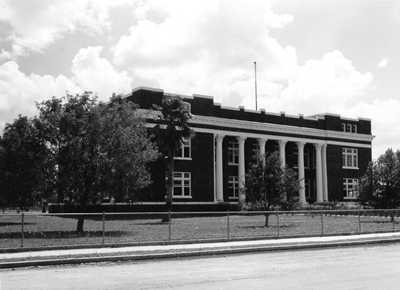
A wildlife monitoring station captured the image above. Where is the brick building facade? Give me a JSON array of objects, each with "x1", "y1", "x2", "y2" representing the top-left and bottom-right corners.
[{"x1": 130, "y1": 87, "x2": 373, "y2": 206}]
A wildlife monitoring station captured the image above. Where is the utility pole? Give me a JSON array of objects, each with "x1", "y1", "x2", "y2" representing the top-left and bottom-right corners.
[{"x1": 254, "y1": 61, "x2": 258, "y2": 111}]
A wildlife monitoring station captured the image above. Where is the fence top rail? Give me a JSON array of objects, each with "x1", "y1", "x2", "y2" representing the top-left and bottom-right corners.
[{"x1": 1, "y1": 208, "x2": 400, "y2": 216}]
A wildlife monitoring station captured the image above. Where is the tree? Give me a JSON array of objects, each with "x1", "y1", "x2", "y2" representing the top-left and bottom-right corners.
[
  {"x1": 153, "y1": 96, "x2": 192, "y2": 217},
  {"x1": 246, "y1": 152, "x2": 299, "y2": 226},
  {"x1": 0, "y1": 115, "x2": 48, "y2": 209},
  {"x1": 96, "y1": 96, "x2": 159, "y2": 202},
  {"x1": 36, "y1": 93, "x2": 158, "y2": 232},
  {"x1": 360, "y1": 149, "x2": 400, "y2": 217}
]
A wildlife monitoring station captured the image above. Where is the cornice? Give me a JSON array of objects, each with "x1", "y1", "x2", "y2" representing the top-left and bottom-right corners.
[{"x1": 191, "y1": 114, "x2": 373, "y2": 143}]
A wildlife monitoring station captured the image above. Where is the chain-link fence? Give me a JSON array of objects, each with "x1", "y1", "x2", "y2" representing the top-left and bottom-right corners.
[{"x1": 0, "y1": 209, "x2": 399, "y2": 250}]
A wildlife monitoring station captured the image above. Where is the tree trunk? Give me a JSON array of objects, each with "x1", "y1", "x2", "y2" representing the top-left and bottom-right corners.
[
  {"x1": 264, "y1": 213, "x2": 269, "y2": 227},
  {"x1": 162, "y1": 150, "x2": 174, "y2": 222},
  {"x1": 76, "y1": 217, "x2": 84, "y2": 233}
]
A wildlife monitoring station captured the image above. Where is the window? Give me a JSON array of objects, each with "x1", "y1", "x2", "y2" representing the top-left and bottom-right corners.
[
  {"x1": 175, "y1": 137, "x2": 191, "y2": 159},
  {"x1": 251, "y1": 143, "x2": 259, "y2": 160},
  {"x1": 182, "y1": 101, "x2": 191, "y2": 113},
  {"x1": 228, "y1": 140, "x2": 239, "y2": 165},
  {"x1": 342, "y1": 148, "x2": 358, "y2": 169},
  {"x1": 173, "y1": 172, "x2": 191, "y2": 198},
  {"x1": 228, "y1": 176, "x2": 239, "y2": 199},
  {"x1": 342, "y1": 122, "x2": 357, "y2": 133},
  {"x1": 343, "y1": 178, "x2": 359, "y2": 199}
]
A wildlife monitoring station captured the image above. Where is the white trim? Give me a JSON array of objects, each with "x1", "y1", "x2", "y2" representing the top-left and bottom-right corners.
[
  {"x1": 342, "y1": 166, "x2": 359, "y2": 170},
  {"x1": 191, "y1": 114, "x2": 373, "y2": 142},
  {"x1": 191, "y1": 127, "x2": 372, "y2": 148}
]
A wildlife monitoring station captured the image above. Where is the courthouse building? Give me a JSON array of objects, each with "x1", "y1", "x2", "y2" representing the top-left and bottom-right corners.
[{"x1": 130, "y1": 87, "x2": 373, "y2": 207}]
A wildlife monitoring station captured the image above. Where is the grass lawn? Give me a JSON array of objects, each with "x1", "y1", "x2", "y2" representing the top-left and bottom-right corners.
[{"x1": 0, "y1": 212, "x2": 398, "y2": 250}]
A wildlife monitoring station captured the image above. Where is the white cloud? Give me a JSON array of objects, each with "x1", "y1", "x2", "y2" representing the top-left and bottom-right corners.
[
  {"x1": 0, "y1": 0, "x2": 133, "y2": 59},
  {"x1": 0, "y1": 46, "x2": 133, "y2": 129},
  {"x1": 112, "y1": 0, "x2": 296, "y2": 105},
  {"x1": 0, "y1": 61, "x2": 80, "y2": 128},
  {"x1": 71, "y1": 46, "x2": 133, "y2": 99},
  {"x1": 248, "y1": 50, "x2": 373, "y2": 115},
  {"x1": 377, "y1": 58, "x2": 389, "y2": 69}
]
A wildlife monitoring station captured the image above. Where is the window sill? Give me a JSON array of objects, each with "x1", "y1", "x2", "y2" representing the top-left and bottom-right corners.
[
  {"x1": 228, "y1": 163, "x2": 239, "y2": 166},
  {"x1": 342, "y1": 167, "x2": 359, "y2": 170},
  {"x1": 172, "y1": 195, "x2": 192, "y2": 199},
  {"x1": 174, "y1": 157, "x2": 192, "y2": 160},
  {"x1": 343, "y1": 197, "x2": 358, "y2": 200}
]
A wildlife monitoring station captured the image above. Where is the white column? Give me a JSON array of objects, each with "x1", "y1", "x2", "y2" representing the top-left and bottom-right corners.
[
  {"x1": 315, "y1": 143, "x2": 323, "y2": 203},
  {"x1": 237, "y1": 136, "x2": 247, "y2": 203},
  {"x1": 297, "y1": 141, "x2": 307, "y2": 205},
  {"x1": 278, "y1": 140, "x2": 287, "y2": 169},
  {"x1": 215, "y1": 134, "x2": 224, "y2": 202},
  {"x1": 322, "y1": 143, "x2": 328, "y2": 202},
  {"x1": 258, "y1": 138, "x2": 267, "y2": 164}
]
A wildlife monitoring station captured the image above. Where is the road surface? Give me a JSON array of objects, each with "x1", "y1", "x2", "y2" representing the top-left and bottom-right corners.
[{"x1": 1, "y1": 243, "x2": 400, "y2": 289}]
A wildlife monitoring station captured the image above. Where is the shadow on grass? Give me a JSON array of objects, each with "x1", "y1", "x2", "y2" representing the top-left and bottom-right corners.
[
  {"x1": 0, "y1": 230, "x2": 128, "y2": 239},
  {"x1": 0, "y1": 222, "x2": 36, "y2": 227},
  {"x1": 238, "y1": 224, "x2": 296, "y2": 230},
  {"x1": 361, "y1": 220, "x2": 400, "y2": 224}
]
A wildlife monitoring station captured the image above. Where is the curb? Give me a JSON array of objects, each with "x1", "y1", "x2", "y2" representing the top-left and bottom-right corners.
[{"x1": 1, "y1": 235, "x2": 400, "y2": 269}]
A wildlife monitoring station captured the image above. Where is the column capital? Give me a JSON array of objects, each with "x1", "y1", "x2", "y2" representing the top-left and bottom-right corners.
[
  {"x1": 236, "y1": 135, "x2": 247, "y2": 143},
  {"x1": 258, "y1": 137, "x2": 268, "y2": 143},
  {"x1": 314, "y1": 143, "x2": 323, "y2": 150},
  {"x1": 296, "y1": 141, "x2": 306, "y2": 148},
  {"x1": 215, "y1": 133, "x2": 225, "y2": 142},
  {"x1": 278, "y1": 139, "x2": 288, "y2": 145}
]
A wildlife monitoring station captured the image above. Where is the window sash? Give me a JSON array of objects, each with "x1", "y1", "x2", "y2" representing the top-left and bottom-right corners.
[
  {"x1": 342, "y1": 148, "x2": 358, "y2": 168},
  {"x1": 343, "y1": 178, "x2": 359, "y2": 199},
  {"x1": 175, "y1": 138, "x2": 191, "y2": 159},
  {"x1": 228, "y1": 176, "x2": 239, "y2": 198},
  {"x1": 228, "y1": 140, "x2": 239, "y2": 165},
  {"x1": 173, "y1": 172, "x2": 191, "y2": 197}
]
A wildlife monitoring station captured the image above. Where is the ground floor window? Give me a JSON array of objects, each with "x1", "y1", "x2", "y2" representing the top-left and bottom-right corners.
[
  {"x1": 173, "y1": 172, "x2": 191, "y2": 198},
  {"x1": 343, "y1": 178, "x2": 359, "y2": 199},
  {"x1": 228, "y1": 176, "x2": 239, "y2": 199}
]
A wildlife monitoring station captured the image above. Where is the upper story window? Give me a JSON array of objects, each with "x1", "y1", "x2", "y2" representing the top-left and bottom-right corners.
[
  {"x1": 173, "y1": 171, "x2": 191, "y2": 198},
  {"x1": 228, "y1": 176, "x2": 239, "y2": 199},
  {"x1": 342, "y1": 148, "x2": 358, "y2": 169},
  {"x1": 175, "y1": 137, "x2": 191, "y2": 159},
  {"x1": 342, "y1": 122, "x2": 357, "y2": 133},
  {"x1": 343, "y1": 178, "x2": 359, "y2": 199},
  {"x1": 228, "y1": 140, "x2": 239, "y2": 165},
  {"x1": 182, "y1": 101, "x2": 191, "y2": 113}
]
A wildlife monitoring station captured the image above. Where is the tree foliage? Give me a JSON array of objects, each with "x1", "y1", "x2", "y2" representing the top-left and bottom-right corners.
[
  {"x1": 153, "y1": 96, "x2": 193, "y2": 212},
  {"x1": 10, "y1": 92, "x2": 157, "y2": 231},
  {"x1": 0, "y1": 115, "x2": 48, "y2": 209},
  {"x1": 246, "y1": 152, "x2": 299, "y2": 226},
  {"x1": 360, "y1": 148, "x2": 400, "y2": 209}
]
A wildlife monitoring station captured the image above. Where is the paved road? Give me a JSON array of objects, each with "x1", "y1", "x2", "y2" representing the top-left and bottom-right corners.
[{"x1": 1, "y1": 243, "x2": 400, "y2": 290}]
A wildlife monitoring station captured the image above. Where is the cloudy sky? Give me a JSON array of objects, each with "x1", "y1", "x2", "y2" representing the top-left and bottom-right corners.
[{"x1": 0, "y1": 0, "x2": 399, "y2": 157}]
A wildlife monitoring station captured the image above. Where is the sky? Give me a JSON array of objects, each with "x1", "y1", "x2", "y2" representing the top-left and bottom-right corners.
[{"x1": 0, "y1": 0, "x2": 399, "y2": 158}]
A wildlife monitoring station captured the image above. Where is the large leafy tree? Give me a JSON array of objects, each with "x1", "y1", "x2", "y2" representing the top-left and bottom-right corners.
[
  {"x1": 96, "y1": 96, "x2": 159, "y2": 202},
  {"x1": 360, "y1": 148, "x2": 400, "y2": 212},
  {"x1": 0, "y1": 115, "x2": 48, "y2": 209},
  {"x1": 153, "y1": 96, "x2": 192, "y2": 215},
  {"x1": 36, "y1": 93, "x2": 158, "y2": 232},
  {"x1": 246, "y1": 152, "x2": 299, "y2": 226}
]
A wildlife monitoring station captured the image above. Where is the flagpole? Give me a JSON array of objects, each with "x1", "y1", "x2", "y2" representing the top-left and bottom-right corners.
[{"x1": 254, "y1": 61, "x2": 258, "y2": 111}]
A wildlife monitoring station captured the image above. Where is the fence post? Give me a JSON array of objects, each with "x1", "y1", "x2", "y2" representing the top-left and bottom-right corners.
[
  {"x1": 320, "y1": 213, "x2": 324, "y2": 236},
  {"x1": 21, "y1": 212, "x2": 24, "y2": 248},
  {"x1": 226, "y1": 212, "x2": 230, "y2": 240},
  {"x1": 358, "y1": 211, "x2": 362, "y2": 234},
  {"x1": 392, "y1": 211, "x2": 396, "y2": 232},
  {"x1": 168, "y1": 211, "x2": 172, "y2": 241},
  {"x1": 276, "y1": 212, "x2": 280, "y2": 238},
  {"x1": 102, "y1": 212, "x2": 105, "y2": 245}
]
